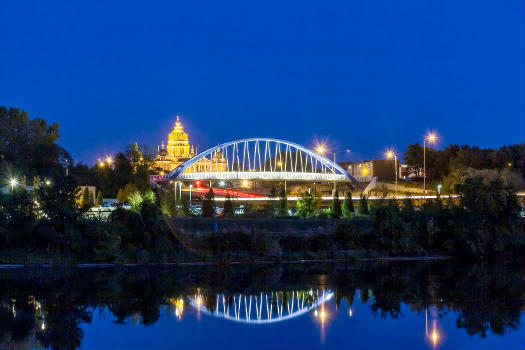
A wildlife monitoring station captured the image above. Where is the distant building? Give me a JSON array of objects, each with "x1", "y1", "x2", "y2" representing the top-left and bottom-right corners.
[
  {"x1": 155, "y1": 116, "x2": 226, "y2": 173},
  {"x1": 399, "y1": 163, "x2": 417, "y2": 180},
  {"x1": 103, "y1": 198, "x2": 118, "y2": 206},
  {"x1": 339, "y1": 159, "x2": 397, "y2": 182}
]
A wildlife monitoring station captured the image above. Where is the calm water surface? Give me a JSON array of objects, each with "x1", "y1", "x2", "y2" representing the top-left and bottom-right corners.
[{"x1": 1, "y1": 261, "x2": 523, "y2": 349}]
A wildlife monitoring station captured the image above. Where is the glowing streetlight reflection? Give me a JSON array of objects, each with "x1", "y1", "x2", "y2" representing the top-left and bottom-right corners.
[
  {"x1": 320, "y1": 310, "x2": 326, "y2": 320},
  {"x1": 431, "y1": 329, "x2": 439, "y2": 345}
]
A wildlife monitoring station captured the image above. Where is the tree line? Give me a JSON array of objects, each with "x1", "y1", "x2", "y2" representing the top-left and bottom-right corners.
[{"x1": 403, "y1": 142, "x2": 524, "y2": 183}]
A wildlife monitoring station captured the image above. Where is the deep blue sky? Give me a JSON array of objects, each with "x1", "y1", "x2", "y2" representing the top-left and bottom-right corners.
[{"x1": 1, "y1": 1, "x2": 523, "y2": 164}]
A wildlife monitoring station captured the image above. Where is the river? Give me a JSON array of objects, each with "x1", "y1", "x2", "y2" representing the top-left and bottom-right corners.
[{"x1": 0, "y1": 260, "x2": 523, "y2": 349}]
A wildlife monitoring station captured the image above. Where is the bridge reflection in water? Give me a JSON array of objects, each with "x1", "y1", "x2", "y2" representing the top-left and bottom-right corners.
[{"x1": 184, "y1": 289, "x2": 333, "y2": 324}]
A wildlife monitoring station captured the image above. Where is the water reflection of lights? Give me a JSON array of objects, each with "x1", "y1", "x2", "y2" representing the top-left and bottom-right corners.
[
  {"x1": 189, "y1": 290, "x2": 334, "y2": 324},
  {"x1": 348, "y1": 308, "x2": 353, "y2": 317},
  {"x1": 170, "y1": 297, "x2": 184, "y2": 320},
  {"x1": 427, "y1": 320, "x2": 442, "y2": 348},
  {"x1": 431, "y1": 328, "x2": 439, "y2": 345},
  {"x1": 317, "y1": 309, "x2": 326, "y2": 321},
  {"x1": 425, "y1": 307, "x2": 444, "y2": 349}
]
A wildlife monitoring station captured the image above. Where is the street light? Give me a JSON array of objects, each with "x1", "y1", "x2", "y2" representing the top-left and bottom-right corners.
[
  {"x1": 386, "y1": 150, "x2": 398, "y2": 196},
  {"x1": 315, "y1": 144, "x2": 327, "y2": 155},
  {"x1": 9, "y1": 178, "x2": 18, "y2": 191},
  {"x1": 315, "y1": 145, "x2": 350, "y2": 194},
  {"x1": 423, "y1": 132, "x2": 438, "y2": 196}
]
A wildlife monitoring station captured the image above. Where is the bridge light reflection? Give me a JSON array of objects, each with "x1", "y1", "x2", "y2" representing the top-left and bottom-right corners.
[{"x1": 189, "y1": 290, "x2": 333, "y2": 325}]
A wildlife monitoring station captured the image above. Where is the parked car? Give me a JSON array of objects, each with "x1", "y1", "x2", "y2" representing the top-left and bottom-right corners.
[
  {"x1": 102, "y1": 203, "x2": 117, "y2": 211},
  {"x1": 234, "y1": 205, "x2": 245, "y2": 215},
  {"x1": 89, "y1": 205, "x2": 104, "y2": 212}
]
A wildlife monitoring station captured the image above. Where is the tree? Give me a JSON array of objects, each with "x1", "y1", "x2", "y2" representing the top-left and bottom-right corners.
[
  {"x1": 202, "y1": 188, "x2": 215, "y2": 217},
  {"x1": 126, "y1": 143, "x2": 156, "y2": 190},
  {"x1": 277, "y1": 188, "x2": 288, "y2": 217},
  {"x1": 36, "y1": 175, "x2": 81, "y2": 248},
  {"x1": 0, "y1": 106, "x2": 70, "y2": 178},
  {"x1": 178, "y1": 198, "x2": 191, "y2": 216},
  {"x1": 88, "y1": 189, "x2": 94, "y2": 207},
  {"x1": 117, "y1": 183, "x2": 136, "y2": 203},
  {"x1": 443, "y1": 167, "x2": 523, "y2": 194},
  {"x1": 0, "y1": 187, "x2": 36, "y2": 246},
  {"x1": 129, "y1": 191, "x2": 143, "y2": 212},
  {"x1": 265, "y1": 187, "x2": 277, "y2": 217},
  {"x1": 142, "y1": 189, "x2": 156, "y2": 204},
  {"x1": 403, "y1": 143, "x2": 424, "y2": 177},
  {"x1": 80, "y1": 187, "x2": 91, "y2": 210},
  {"x1": 96, "y1": 191, "x2": 103, "y2": 205},
  {"x1": 159, "y1": 186, "x2": 175, "y2": 217},
  {"x1": 342, "y1": 192, "x2": 354, "y2": 218},
  {"x1": 454, "y1": 175, "x2": 521, "y2": 254},
  {"x1": 331, "y1": 190, "x2": 342, "y2": 219},
  {"x1": 223, "y1": 195, "x2": 234, "y2": 217},
  {"x1": 296, "y1": 191, "x2": 317, "y2": 219},
  {"x1": 358, "y1": 194, "x2": 369, "y2": 215}
]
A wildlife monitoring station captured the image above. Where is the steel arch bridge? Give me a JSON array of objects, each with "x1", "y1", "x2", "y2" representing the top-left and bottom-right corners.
[
  {"x1": 168, "y1": 138, "x2": 363, "y2": 189},
  {"x1": 189, "y1": 289, "x2": 334, "y2": 324}
]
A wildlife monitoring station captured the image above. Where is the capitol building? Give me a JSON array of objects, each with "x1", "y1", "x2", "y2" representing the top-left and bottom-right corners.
[{"x1": 155, "y1": 116, "x2": 226, "y2": 173}]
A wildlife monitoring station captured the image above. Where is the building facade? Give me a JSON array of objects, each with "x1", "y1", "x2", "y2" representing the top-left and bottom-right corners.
[
  {"x1": 339, "y1": 159, "x2": 397, "y2": 182},
  {"x1": 155, "y1": 116, "x2": 226, "y2": 173}
]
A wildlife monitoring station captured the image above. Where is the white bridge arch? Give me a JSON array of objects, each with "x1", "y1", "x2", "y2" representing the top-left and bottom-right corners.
[
  {"x1": 189, "y1": 290, "x2": 334, "y2": 324},
  {"x1": 168, "y1": 138, "x2": 363, "y2": 189}
]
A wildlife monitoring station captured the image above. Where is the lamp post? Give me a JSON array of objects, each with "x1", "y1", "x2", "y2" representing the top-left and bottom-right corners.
[
  {"x1": 423, "y1": 132, "x2": 438, "y2": 196},
  {"x1": 315, "y1": 144, "x2": 350, "y2": 195},
  {"x1": 189, "y1": 184, "x2": 193, "y2": 204},
  {"x1": 386, "y1": 150, "x2": 398, "y2": 196}
]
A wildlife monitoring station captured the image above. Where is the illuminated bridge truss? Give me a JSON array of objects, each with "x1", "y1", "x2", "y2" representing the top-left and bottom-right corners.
[
  {"x1": 168, "y1": 138, "x2": 363, "y2": 188},
  {"x1": 189, "y1": 289, "x2": 334, "y2": 324}
]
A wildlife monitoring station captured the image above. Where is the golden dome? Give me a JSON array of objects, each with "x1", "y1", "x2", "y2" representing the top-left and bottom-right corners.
[{"x1": 168, "y1": 116, "x2": 188, "y2": 141}]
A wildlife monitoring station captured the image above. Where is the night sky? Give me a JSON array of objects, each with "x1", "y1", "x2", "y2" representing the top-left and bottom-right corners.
[{"x1": 1, "y1": 1, "x2": 523, "y2": 164}]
